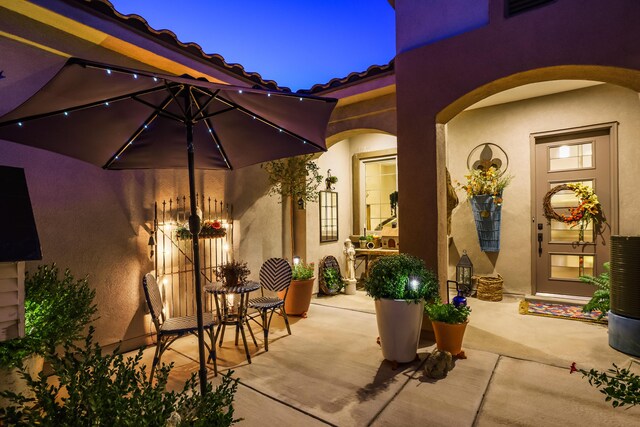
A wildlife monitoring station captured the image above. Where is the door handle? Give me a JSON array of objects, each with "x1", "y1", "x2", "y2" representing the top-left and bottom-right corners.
[{"x1": 538, "y1": 232, "x2": 543, "y2": 257}]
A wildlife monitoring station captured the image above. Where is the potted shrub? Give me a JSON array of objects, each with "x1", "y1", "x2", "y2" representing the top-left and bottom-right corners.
[
  {"x1": 425, "y1": 299, "x2": 471, "y2": 357},
  {"x1": 364, "y1": 254, "x2": 439, "y2": 365},
  {"x1": 216, "y1": 260, "x2": 250, "y2": 286},
  {"x1": 358, "y1": 235, "x2": 367, "y2": 249},
  {"x1": 278, "y1": 261, "x2": 315, "y2": 317},
  {"x1": 0, "y1": 264, "x2": 97, "y2": 402}
]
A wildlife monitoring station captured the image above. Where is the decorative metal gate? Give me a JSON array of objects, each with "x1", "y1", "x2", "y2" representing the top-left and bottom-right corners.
[{"x1": 151, "y1": 194, "x2": 233, "y2": 317}]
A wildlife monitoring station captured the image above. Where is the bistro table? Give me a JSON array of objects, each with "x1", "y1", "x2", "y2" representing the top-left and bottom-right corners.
[{"x1": 204, "y1": 281, "x2": 260, "y2": 363}]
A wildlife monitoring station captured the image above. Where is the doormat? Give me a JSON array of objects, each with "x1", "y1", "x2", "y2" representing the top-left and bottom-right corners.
[{"x1": 518, "y1": 300, "x2": 607, "y2": 324}]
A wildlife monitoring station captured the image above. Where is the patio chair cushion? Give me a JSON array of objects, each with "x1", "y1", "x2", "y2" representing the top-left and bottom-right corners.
[
  {"x1": 248, "y1": 296, "x2": 284, "y2": 310},
  {"x1": 159, "y1": 312, "x2": 216, "y2": 334}
]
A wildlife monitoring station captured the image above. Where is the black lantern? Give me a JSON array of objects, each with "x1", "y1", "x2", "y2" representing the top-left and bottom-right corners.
[{"x1": 457, "y1": 250, "x2": 473, "y2": 296}]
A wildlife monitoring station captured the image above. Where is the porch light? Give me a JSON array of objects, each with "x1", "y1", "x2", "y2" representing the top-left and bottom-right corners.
[{"x1": 457, "y1": 250, "x2": 474, "y2": 296}]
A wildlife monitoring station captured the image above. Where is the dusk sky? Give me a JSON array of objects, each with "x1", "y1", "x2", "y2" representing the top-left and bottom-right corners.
[{"x1": 109, "y1": 0, "x2": 396, "y2": 91}]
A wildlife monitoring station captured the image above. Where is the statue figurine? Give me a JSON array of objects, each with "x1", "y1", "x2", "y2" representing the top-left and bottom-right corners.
[{"x1": 343, "y1": 238, "x2": 356, "y2": 281}]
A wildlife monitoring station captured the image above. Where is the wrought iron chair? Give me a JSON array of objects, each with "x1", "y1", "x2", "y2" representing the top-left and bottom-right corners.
[
  {"x1": 142, "y1": 273, "x2": 217, "y2": 378},
  {"x1": 246, "y1": 258, "x2": 293, "y2": 351}
]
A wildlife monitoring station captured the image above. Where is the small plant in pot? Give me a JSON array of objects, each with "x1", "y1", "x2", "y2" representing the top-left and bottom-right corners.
[
  {"x1": 364, "y1": 254, "x2": 439, "y2": 366},
  {"x1": 323, "y1": 267, "x2": 344, "y2": 295},
  {"x1": 425, "y1": 298, "x2": 471, "y2": 358},
  {"x1": 216, "y1": 261, "x2": 250, "y2": 286},
  {"x1": 358, "y1": 236, "x2": 367, "y2": 249},
  {"x1": 279, "y1": 260, "x2": 315, "y2": 317}
]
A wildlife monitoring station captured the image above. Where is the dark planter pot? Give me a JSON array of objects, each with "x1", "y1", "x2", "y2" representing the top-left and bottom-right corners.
[{"x1": 470, "y1": 194, "x2": 502, "y2": 252}]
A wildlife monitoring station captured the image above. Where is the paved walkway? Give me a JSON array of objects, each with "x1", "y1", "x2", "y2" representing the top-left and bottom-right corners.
[{"x1": 138, "y1": 293, "x2": 640, "y2": 426}]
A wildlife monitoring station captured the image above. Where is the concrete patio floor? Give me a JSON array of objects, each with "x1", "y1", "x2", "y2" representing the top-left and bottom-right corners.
[{"x1": 135, "y1": 292, "x2": 640, "y2": 426}]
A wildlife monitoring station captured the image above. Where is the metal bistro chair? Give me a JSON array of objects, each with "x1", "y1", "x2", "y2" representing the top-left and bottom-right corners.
[
  {"x1": 246, "y1": 258, "x2": 293, "y2": 351},
  {"x1": 142, "y1": 273, "x2": 217, "y2": 378}
]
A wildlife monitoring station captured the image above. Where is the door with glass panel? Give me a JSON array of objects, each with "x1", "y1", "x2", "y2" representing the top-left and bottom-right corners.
[{"x1": 533, "y1": 130, "x2": 611, "y2": 297}]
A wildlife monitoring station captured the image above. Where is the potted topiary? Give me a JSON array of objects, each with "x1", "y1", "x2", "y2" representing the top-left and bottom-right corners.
[
  {"x1": 364, "y1": 254, "x2": 439, "y2": 366},
  {"x1": 216, "y1": 260, "x2": 250, "y2": 286},
  {"x1": 425, "y1": 299, "x2": 471, "y2": 358},
  {"x1": 358, "y1": 235, "x2": 367, "y2": 249},
  {"x1": 0, "y1": 264, "x2": 97, "y2": 402},
  {"x1": 278, "y1": 260, "x2": 315, "y2": 317}
]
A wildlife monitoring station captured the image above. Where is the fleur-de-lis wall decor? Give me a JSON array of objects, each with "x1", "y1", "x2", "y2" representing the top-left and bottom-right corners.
[{"x1": 467, "y1": 143, "x2": 509, "y2": 175}]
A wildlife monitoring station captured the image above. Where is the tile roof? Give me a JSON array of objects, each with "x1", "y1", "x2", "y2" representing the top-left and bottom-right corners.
[
  {"x1": 297, "y1": 60, "x2": 395, "y2": 95},
  {"x1": 69, "y1": 0, "x2": 395, "y2": 95},
  {"x1": 72, "y1": 0, "x2": 288, "y2": 91}
]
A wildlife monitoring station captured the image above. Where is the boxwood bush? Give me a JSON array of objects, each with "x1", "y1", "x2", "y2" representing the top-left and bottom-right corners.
[{"x1": 364, "y1": 254, "x2": 438, "y2": 303}]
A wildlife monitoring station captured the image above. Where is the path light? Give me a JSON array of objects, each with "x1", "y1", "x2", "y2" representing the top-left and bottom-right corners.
[
  {"x1": 409, "y1": 276, "x2": 420, "y2": 291},
  {"x1": 293, "y1": 256, "x2": 301, "y2": 266}
]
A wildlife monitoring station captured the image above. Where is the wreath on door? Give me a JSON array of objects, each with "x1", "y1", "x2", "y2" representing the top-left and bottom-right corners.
[{"x1": 542, "y1": 183, "x2": 607, "y2": 242}]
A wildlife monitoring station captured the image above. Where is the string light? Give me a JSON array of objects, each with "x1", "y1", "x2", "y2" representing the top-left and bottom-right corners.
[
  {"x1": 104, "y1": 102, "x2": 109, "y2": 106},
  {"x1": 144, "y1": 125, "x2": 148, "y2": 129},
  {"x1": 106, "y1": 69, "x2": 112, "y2": 75},
  {"x1": 299, "y1": 97, "x2": 303, "y2": 101},
  {"x1": 267, "y1": 93, "x2": 271, "y2": 97},
  {"x1": 238, "y1": 90, "x2": 243, "y2": 94},
  {"x1": 153, "y1": 77, "x2": 158, "y2": 82},
  {"x1": 64, "y1": 111, "x2": 69, "y2": 116},
  {"x1": 133, "y1": 74, "x2": 138, "y2": 79},
  {"x1": 17, "y1": 122, "x2": 22, "y2": 127}
]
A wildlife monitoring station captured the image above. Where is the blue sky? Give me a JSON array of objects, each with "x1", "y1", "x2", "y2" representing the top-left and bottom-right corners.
[{"x1": 109, "y1": 0, "x2": 396, "y2": 91}]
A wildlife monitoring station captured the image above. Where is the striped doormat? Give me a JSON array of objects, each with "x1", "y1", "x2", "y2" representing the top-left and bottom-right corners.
[{"x1": 518, "y1": 300, "x2": 607, "y2": 324}]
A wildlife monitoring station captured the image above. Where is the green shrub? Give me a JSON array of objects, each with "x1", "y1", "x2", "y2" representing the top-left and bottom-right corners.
[
  {"x1": 292, "y1": 261, "x2": 315, "y2": 281},
  {"x1": 0, "y1": 264, "x2": 97, "y2": 369},
  {"x1": 425, "y1": 299, "x2": 471, "y2": 324},
  {"x1": 0, "y1": 328, "x2": 240, "y2": 426},
  {"x1": 364, "y1": 254, "x2": 438, "y2": 303},
  {"x1": 580, "y1": 262, "x2": 610, "y2": 320},
  {"x1": 323, "y1": 267, "x2": 344, "y2": 293}
]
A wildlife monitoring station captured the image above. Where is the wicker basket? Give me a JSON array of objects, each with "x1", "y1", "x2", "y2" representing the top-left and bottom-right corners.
[{"x1": 476, "y1": 274, "x2": 503, "y2": 302}]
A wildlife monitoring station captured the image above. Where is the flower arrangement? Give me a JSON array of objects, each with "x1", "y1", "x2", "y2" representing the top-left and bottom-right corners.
[
  {"x1": 570, "y1": 362, "x2": 639, "y2": 408},
  {"x1": 543, "y1": 183, "x2": 606, "y2": 241},
  {"x1": 176, "y1": 220, "x2": 227, "y2": 240},
  {"x1": 459, "y1": 166, "x2": 512, "y2": 205},
  {"x1": 216, "y1": 261, "x2": 250, "y2": 286},
  {"x1": 292, "y1": 261, "x2": 315, "y2": 281}
]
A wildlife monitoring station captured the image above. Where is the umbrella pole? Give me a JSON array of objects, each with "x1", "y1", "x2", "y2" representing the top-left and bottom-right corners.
[{"x1": 186, "y1": 117, "x2": 208, "y2": 396}]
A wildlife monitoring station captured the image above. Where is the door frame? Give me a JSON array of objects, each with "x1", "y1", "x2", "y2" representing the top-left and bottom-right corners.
[{"x1": 529, "y1": 122, "x2": 619, "y2": 297}]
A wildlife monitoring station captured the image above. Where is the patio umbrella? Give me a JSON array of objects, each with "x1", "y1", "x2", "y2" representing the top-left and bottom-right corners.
[{"x1": 0, "y1": 57, "x2": 336, "y2": 394}]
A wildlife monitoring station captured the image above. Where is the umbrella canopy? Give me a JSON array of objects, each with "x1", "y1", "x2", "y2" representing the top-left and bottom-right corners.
[
  {"x1": 0, "y1": 58, "x2": 335, "y2": 170},
  {"x1": 0, "y1": 57, "x2": 337, "y2": 394}
]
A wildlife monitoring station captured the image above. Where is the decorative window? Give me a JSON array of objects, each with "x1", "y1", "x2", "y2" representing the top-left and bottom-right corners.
[
  {"x1": 319, "y1": 191, "x2": 338, "y2": 243},
  {"x1": 363, "y1": 156, "x2": 397, "y2": 231}
]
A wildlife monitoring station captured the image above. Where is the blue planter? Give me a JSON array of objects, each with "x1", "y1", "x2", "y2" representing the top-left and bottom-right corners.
[{"x1": 470, "y1": 195, "x2": 502, "y2": 252}]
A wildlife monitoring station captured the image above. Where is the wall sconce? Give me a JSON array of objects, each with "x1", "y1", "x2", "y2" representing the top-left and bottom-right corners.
[{"x1": 297, "y1": 197, "x2": 305, "y2": 210}]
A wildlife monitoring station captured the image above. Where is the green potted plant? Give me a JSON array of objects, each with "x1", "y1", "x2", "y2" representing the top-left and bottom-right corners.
[
  {"x1": 279, "y1": 260, "x2": 315, "y2": 317},
  {"x1": 358, "y1": 235, "x2": 367, "y2": 249},
  {"x1": 216, "y1": 260, "x2": 250, "y2": 286},
  {"x1": 580, "y1": 262, "x2": 610, "y2": 320},
  {"x1": 322, "y1": 267, "x2": 344, "y2": 295},
  {"x1": 0, "y1": 264, "x2": 97, "y2": 400},
  {"x1": 425, "y1": 299, "x2": 471, "y2": 357},
  {"x1": 364, "y1": 254, "x2": 439, "y2": 365}
]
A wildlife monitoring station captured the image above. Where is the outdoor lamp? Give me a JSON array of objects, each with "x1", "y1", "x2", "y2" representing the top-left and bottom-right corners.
[
  {"x1": 297, "y1": 197, "x2": 305, "y2": 210},
  {"x1": 148, "y1": 235, "x2": 155, "y2": 259},
  {"x1": 456, "y1": 250, "x2": 474, "y2": 296},
  {"x1": 293, "y1": 256, "x2": 301, "y2": 266},
  {"x1": 409, "y1": 275, "x2": 420, "y2": 291}
]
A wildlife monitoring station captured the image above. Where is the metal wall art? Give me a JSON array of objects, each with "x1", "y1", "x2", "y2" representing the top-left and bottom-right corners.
[{"x1": 467, "y1": 143, "x2": 509, "y2": 174}]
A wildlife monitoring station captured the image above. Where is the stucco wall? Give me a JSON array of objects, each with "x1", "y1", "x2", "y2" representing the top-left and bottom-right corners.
[
  {"x1": 0, "y1": 140, "x2": 225, "y2": 350},
  {"x1": 395, "y1": 0, "x2": 488, "y2": 53},
  {"x1": 447, "y1": 84, "x2": 640, "y2": 295}
]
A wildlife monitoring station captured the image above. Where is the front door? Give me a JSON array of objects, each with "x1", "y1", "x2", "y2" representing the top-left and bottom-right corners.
[{"x1": 533, "y1": 128, "x2": 613, "y2": 297}]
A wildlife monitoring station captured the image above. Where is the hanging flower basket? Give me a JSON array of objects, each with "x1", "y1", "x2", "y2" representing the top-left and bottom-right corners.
[
  {"x1": 470, "y1": 194, "x2": 502, "y2": 252},
  {"x1": 175, "y1": 220, "x2": 227, "y2": 240}
]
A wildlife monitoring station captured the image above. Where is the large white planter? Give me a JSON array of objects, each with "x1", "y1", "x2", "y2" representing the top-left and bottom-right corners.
[{"x1": 375, "y1": 298, "x2": 425, "y2": 363}]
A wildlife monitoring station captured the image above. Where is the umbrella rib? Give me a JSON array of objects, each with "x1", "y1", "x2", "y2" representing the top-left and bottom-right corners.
[
  {"x1": 190, "y1": 91, "x2": 233, "y2": 169},
  {"x1": 103, "y1": 89, "x2": 185, "y2": 169},
  {"x1": 193, "y1": 87, "x2": 325, "y2": 152},
  {"x1": 192, "y1": 90, "x2": 220, "y2": 118},
  {"x1": 131, "y1": 96, "x2": 185, "y2": 123},
  {"x1": 0, "y1": 85, "x2": 177, "y2": 128}
]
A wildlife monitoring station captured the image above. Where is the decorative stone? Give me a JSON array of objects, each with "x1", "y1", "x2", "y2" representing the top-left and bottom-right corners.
[{"x1": 423, "y1": 349, "x2": 454, "y2": 379}]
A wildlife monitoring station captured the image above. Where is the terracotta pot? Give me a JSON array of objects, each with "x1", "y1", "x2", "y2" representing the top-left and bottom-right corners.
[
  {"x1": 431, "y1": 320, "x2": 468, "y2": 356},
  {"x1": 278, "y1": 278, "x2": 315, "y2": 317},
  {"x1": 374, "y1": 298, "x2": 424, "y2": 363}
]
